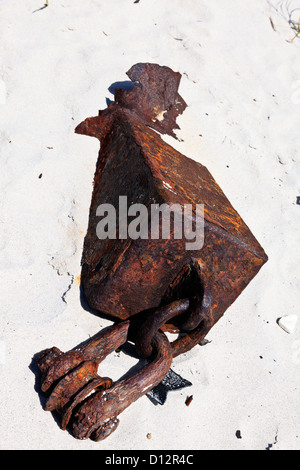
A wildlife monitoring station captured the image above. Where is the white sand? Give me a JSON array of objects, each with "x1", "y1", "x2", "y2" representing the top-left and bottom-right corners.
[{"x1": 0, "y1": 0, "x2": 299, "y2": 450}]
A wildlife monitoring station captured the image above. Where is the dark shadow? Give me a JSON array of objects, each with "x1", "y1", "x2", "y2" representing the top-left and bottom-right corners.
[
  {"x1": 29, "y1": 352, "x2": 64, "y2": 430},
  {"x1": 79, "y1": 283, "x2": 98, "y2": 316},
  {"x1": 79, "y1": 283, "x2": 117, "y2": 325},
  {"x1": 116, "y1": 340, "x2": 141, "y2": 361},
  {"x1": 29, "y1": 361, "x2": 72, "y2": 436},
  {"x1": 113, "y1": 344, "x2": 149, "y2": 384},
  {"x1": 105, "y1": 80, "x2": 136, "y2": 109},
  {"x1": 29, "y1": 352, "x2": 47, "y2": 408},
  {"x1": 78, "y1": 283, "x2": 142, "y2": 361},
  {"x1": 106, "y1": 97, "x2": 114, "y2": 106},
  {"x1": 108, "y1": 80, "x2": 134, "y2": 96},
  {"x1": 104, "y1": 80, "x2": 135, "y2": 108}
]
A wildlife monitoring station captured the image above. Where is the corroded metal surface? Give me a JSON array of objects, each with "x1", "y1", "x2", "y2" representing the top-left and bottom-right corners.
[
  {"x1": 76, "y1": 63, "x2": 267, "y2": 347},
  {"x1": 37, "y1": 322, "x2": 129, "y2": 431},
  {"x1": 37, "y1": 320, "x2": 172, "y2": 441},
  {"x1": 115, "y1": 63, "x2": 187, "y2": 138},
  {"x1": 72, "y1": 331, "x2": 173, "y2": 441},
  {"x1": 36, "y1": 63, "x2": 268, "y2": 441}
]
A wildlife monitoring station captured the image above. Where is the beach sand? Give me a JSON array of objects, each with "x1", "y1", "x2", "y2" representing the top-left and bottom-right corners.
[{"x1": 0, "y1": 0, "x2": 299, "y2": 450}]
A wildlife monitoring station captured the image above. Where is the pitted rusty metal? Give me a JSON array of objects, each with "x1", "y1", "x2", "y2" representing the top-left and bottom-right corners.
[
  {"x1": 36, "y1": 319, "x2": 172, "y2": 441},
  {"x1": 36, "y1": 62, "x2": 268, "y2": 441},
  {"x1": 72, "y1": 330, "x2": 173, "y2": 441},
  {"x1": 36, "y1": 322, "x2": 129, "y2": 432},
  {"x1": 134, "y1": 299, "x2": 190, "y2": 359}
]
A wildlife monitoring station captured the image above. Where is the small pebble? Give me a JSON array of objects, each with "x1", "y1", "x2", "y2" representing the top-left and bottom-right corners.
[
  {"x1": 185, "y1": 395, "x2": 193, "y2": 406},
  {"x1": 147, "y1": 433, "x2": 152, "y2": 439},
  {"x1": 277, "y1": 315, "x2": 298, "y2": 334},
  {"x1": 199, "y1": 338, "x2": 211, "y2": 346}
]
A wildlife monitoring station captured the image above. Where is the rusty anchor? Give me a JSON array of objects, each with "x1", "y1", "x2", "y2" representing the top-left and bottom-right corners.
[
  {"x1": 35, "y1": 63, "x2": 268, "y2": 440},
  {"x1": 37, "y1": 320, "x2": 173, "y2": 441}
]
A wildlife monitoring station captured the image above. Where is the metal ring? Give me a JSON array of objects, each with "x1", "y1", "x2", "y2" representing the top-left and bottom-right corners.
[{"x1": 134, "y1": 299, "x2": 190, "y2": 358}]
